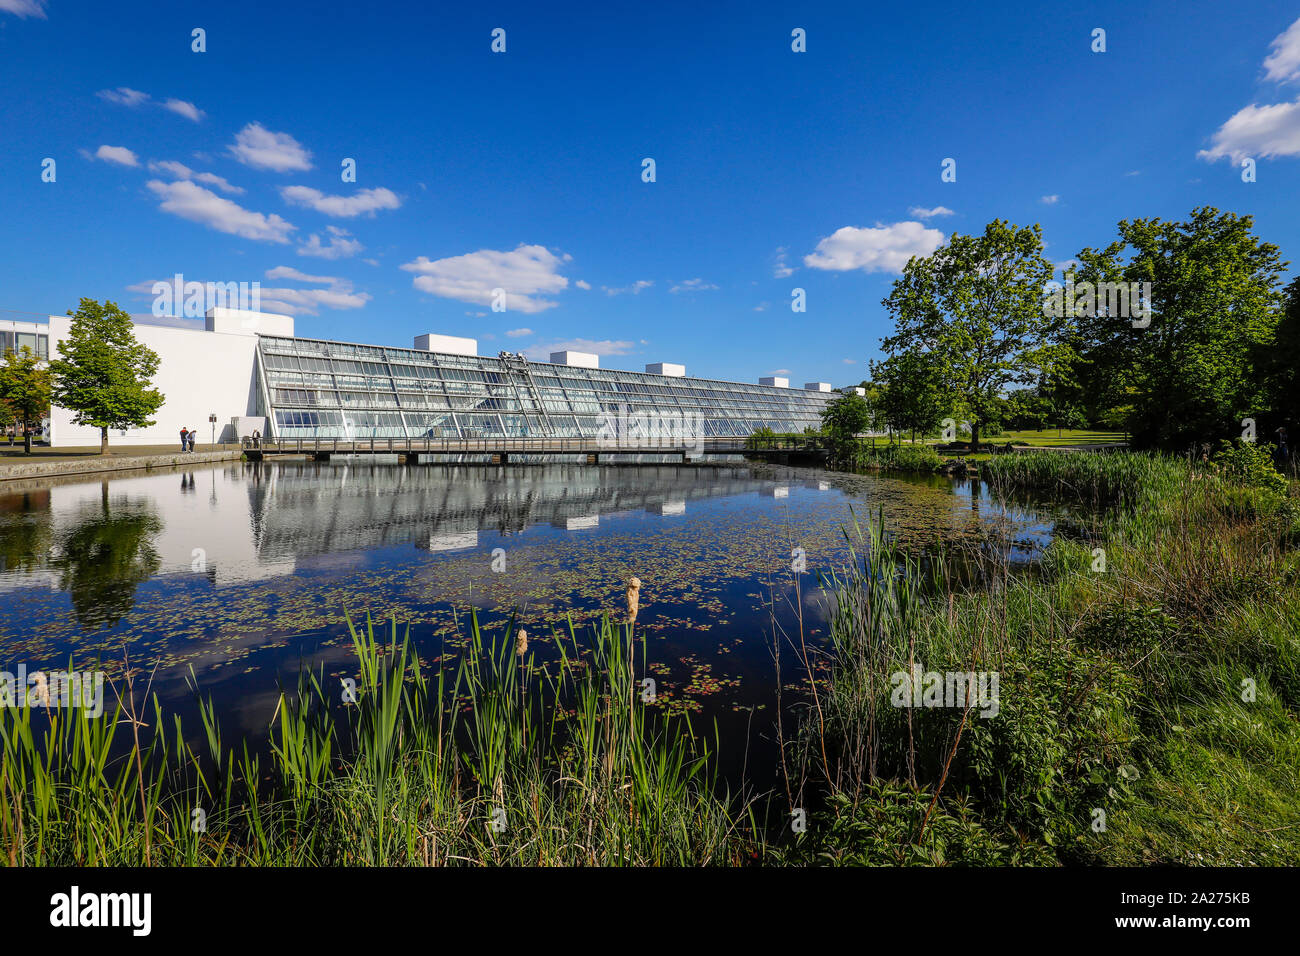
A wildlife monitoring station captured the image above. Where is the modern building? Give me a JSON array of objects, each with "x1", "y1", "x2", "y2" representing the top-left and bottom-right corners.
[{"x1": 29, "y1": 307, "x2": 836, "y2": 447}]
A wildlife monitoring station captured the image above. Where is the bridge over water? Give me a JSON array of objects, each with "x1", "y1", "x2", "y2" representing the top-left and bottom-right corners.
[{"x1": 242, "y1": 436, "x2": 831, "y2": 464}]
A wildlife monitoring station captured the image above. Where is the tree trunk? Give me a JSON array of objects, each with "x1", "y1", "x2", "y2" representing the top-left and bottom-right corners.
[
  {"x1": 23, "y1": 420, "x2": 31, "y2": 455},
  {"x1": 100, "y1": 426, "x2": 109, "y2": 456},
  {"x1": 971, "y1": 421, "x2": 981, "y2": 452}
]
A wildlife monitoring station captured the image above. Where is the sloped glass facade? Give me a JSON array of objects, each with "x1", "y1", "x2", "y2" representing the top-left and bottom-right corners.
[{"x1": 256, "y1": 335, "x2": 833, "y2": 440}]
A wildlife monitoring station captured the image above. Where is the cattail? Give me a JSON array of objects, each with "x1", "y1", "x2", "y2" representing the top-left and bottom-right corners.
[
  {"x1": 625, "y1": 576, "x2": 641, "y2": 625},
  {"x1": 515, "y1": 628, "x2": 528, "y2": 658},
  {"x1": 29, "y1": 671, "x2": 49, "y2": 708}
]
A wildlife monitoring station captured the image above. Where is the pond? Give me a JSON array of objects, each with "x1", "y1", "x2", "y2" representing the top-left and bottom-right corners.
[{"x1": 0, "y1": 459, "x2": 1061, "y2": 787}]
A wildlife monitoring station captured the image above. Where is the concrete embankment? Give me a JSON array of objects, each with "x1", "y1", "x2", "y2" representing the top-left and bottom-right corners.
[{"x1": 0, "y1": 449, "x2": 243, "y2": 482}]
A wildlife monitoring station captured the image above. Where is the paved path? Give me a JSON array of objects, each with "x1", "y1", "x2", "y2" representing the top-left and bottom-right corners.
[{"x1": 0, "y1": 449, "x2": 242, "y2": 481}]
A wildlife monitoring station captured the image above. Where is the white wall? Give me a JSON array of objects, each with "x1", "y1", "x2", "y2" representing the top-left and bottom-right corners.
[{"x1": 47, "y1": 314, "x2": 267, "y2": 448}]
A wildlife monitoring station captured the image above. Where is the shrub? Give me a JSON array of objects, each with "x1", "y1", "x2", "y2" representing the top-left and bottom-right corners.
[{"x1": 1212, "y1": 439, "x2": 1287, "y2": 497}]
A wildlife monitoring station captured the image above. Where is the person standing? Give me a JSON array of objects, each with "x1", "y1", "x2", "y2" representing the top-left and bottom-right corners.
[
  {"x1": 188, "y1": 430, "x2": 197, "y2": 453},
  {"x1": 180, "y1": 426, "x2": 189, "y2": 452}
]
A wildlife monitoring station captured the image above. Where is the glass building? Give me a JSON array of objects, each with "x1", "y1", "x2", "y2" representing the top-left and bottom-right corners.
[{"x1": 256, "y1": 335, "x2": 834, "y2": 441}]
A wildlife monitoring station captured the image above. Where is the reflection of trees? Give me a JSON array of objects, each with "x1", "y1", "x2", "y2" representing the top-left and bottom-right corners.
[
  {"x1": 55, "y1": 491, "x2": 162, "y2": 631},
  {"x1": 0, "y1": 509, "x2": 52, "y2": 573}
]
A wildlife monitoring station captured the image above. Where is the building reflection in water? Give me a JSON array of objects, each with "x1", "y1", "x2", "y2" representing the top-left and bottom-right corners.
[{"x1": 0, "y1": 461, "x2": 810, "y2": 600}]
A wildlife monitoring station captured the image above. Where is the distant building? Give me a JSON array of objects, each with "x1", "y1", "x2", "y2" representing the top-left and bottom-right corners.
[{"x1": 30, "y1": 308, "x2": 834, "y2": 446}]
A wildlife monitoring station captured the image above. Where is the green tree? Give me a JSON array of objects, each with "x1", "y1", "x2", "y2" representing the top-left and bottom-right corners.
[
  {"x1": 871, "y1": 350, "x2": 946, "y2": 443},
  {"x1": 881, "y1": 220, "x2": 1058, "y2": 449},
  {"x1": 56, "y1": 493, "x2": 162, "y2": 631},
  {"x1": 0, "y1": 346, "x2": 53, "y2": 455},
  {"x1": 819, "y1": 391, "x2": 871, "y2": 446},
  {"x1": 1071, "y1": 208, "x2": 1284, "y2": 450},
  {"x1": 0, "y1": 397, "x2": 16, "y2": 445},
  {"x1": 49, "y1": 299, "x2": 164, "y2": 455}
]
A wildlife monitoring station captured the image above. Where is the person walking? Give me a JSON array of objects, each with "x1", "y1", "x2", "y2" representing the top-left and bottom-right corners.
[
  {"x1": 188, "y1": 429, "x2": 197, "y2": 453},
  {"x1": 180, "y1": 426, "x2": 189, "y2": 452}
]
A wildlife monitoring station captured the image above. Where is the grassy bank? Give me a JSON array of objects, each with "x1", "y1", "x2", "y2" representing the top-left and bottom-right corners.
[
  {"x1": 4, "y1": 448, "x2": 1296, "y2": 866},
  {"x1": 785, "y1": 446, "x2": 1300, "y2": 864}
]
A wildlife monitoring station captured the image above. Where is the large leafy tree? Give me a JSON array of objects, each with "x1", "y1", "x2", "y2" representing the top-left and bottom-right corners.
[
  {"x1": 50, "y1": 299, "x2": 164, "y2": 455},
  {"x1": 880, "y1": 220, "x2": 1058, "y2": 449},
  {"x1": 1071, "y1": 208, "x2": 1285, "y2": 450},
  {"x1": 0, "y1": 346, "x2": 53, "y2": 455}
]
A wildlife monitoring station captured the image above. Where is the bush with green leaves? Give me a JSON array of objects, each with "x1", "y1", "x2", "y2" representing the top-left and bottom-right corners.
[
  {"x1": 781, "y1": 786, "x2": 1054, "y2": 866},
  {"x1": 1212, "y1": 439, "x2": 1287, "y2": 497}
]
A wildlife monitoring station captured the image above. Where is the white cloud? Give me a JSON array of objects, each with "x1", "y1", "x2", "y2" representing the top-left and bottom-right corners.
[
  {"x1": 145, "y1": 179, "x2": 296, "y2": 243},
  {"x1": 574, "y1": 279, "x2": 592, "y2": 290},
  {"x1": 1200, "y1": 20, "x2": 1300, "y2": 164},
  {"x1": 97, "y1": 87, "x2": 149, "y2": 107},
  {"x1": 162, "y1": 98, "x2": 204, "y2": 122},
  {"x1": 227, "y1": 122, "x2": 313, "y2": 172},
  {"x1": 772, "y1": 369, "x2": 791, "y2": 376},
  {"x1": 753, "y1": 302, "x2": 769, "y2": 312},
  {"x1": 194, "y1": 171, "x2": 242, "y2": 195},
  {"x1": 669, "y1": 278, "x2": 719, "y2": 294},
  {"x1": 1264, "y1": 17, "x2": 1300, "y2": 83},
  {"x1": 1198, "y1": 98, "x2": 1300, "y2": 163},
  {"x1": 505, "y1": 328, "x2": 533, "y2": 337},
  {"x1": 602, "y1": 280, "x2": 653, "y2": 296},
  {"x1": 147, "y1": 160, "x2": 244, "y2": 195},
  {"x1": 92, "y1": 145, "x2": 139, "y2": 167},
  {"x1": 773, "y1": 247, "x2": 794, "y2": 278},
  {"x1": 842, "y1": 358, "x2": 857, "y2": 364},
  {"x1": 401, "y1": 244, "x2": 571, "y2": 314},
  {"x1": 1040, "y1": 195, "x2": 1060, "y2": 205},
  {"x1": 1055, "y1": 259, "x2": 1080, "y2": 274},
  {"x1": 255, "y1": 268, "x2": 370, "y2": 315},
  {"x1": 0, "y1": 0, "x2": 46, "y2": 16},
  {"x1": 298, "y1": 226, "x2": 363, "y2": 259},
  {"x1": 280, "y1": 185, "x2": 401, "y2": 217},
  {"x1": 265, "y1": 266, "x2": 335, "y2": 283},
  {"x1": 908, "y1": 205, "x2": 955, "y2": 219},
  {"x1": 804, "y1": 222, "x2": 945, "y2": 274},
  {"x1": 97, "y1": 88, "x2": 206, "y2": 122},
  {"x1": 522, "y1": 338, "x2": 636, "y2": 360}
]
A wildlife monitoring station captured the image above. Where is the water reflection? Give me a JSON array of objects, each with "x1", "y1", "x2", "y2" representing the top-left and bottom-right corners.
[{"x1": 0, "y1": 460, "x2": 1061, "y2": 773}]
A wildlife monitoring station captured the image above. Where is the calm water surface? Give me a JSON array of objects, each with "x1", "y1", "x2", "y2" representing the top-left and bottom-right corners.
[{"x1": 0, "y1": 459, "x2": 1059, "y2": 781}]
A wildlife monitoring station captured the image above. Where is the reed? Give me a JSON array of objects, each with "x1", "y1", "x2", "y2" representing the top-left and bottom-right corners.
[{"x1": 1, "y1": 615, "x2": 755, "y2": 866}]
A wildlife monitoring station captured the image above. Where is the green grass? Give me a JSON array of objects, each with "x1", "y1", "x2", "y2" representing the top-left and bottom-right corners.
[
  {"x1": 990, "y1": 429, "x2": 1127, "y2": 447},
  {"x1": 781, "y1": 450, "x2": 1300, "y2": 865}
]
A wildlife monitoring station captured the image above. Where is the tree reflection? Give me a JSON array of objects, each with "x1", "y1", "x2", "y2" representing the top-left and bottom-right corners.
[{"x1": 55, "y1": 487, "x2": 162, "y2": 631}]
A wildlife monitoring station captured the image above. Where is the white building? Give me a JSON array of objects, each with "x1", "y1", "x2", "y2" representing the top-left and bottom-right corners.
[
  {"x1": 20, "y1": 306, "x2": 837, "y2": 447},
  {"x1": 43, "y1": 308, "x2": 289, "y2": 448}
]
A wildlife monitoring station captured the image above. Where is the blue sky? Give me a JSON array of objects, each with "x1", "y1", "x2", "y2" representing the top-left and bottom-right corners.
[{"x1": 2, "y1": 0, "x2": 1299, "y2": 387}]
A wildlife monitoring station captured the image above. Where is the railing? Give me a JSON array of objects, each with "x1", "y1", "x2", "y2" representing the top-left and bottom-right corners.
[{"x1": 241, "y1": 436, "x2": 786, "y2": 455}]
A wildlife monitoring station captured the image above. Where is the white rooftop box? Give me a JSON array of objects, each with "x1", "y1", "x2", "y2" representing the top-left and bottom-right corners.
[
  {"x1": 843, "y1": 386, "x2": 866, "y2": 397},
  {"x1": 415, "y1": 333, "x2": 478, "y2": 356},
  {"x1": 205, "y1": 307, "x2": 294, "y2": 337},
  {"x1": 551, "y1": 350, "x2": 599, "y2": 368},
  {"x1": 759, "y1": 376, "x2": 789, "y2": 388},
  {"x1": 646, "y1": 362, "x2": 685, "y2": 377},
  {"x1": 804, "y1": 382, "x2": 833, "y2": 392}
]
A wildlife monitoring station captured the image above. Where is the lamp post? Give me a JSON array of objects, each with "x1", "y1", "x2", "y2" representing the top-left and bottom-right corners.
[{"x1": 209, "y1": 413, "x2": 217, "y2": 448}]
